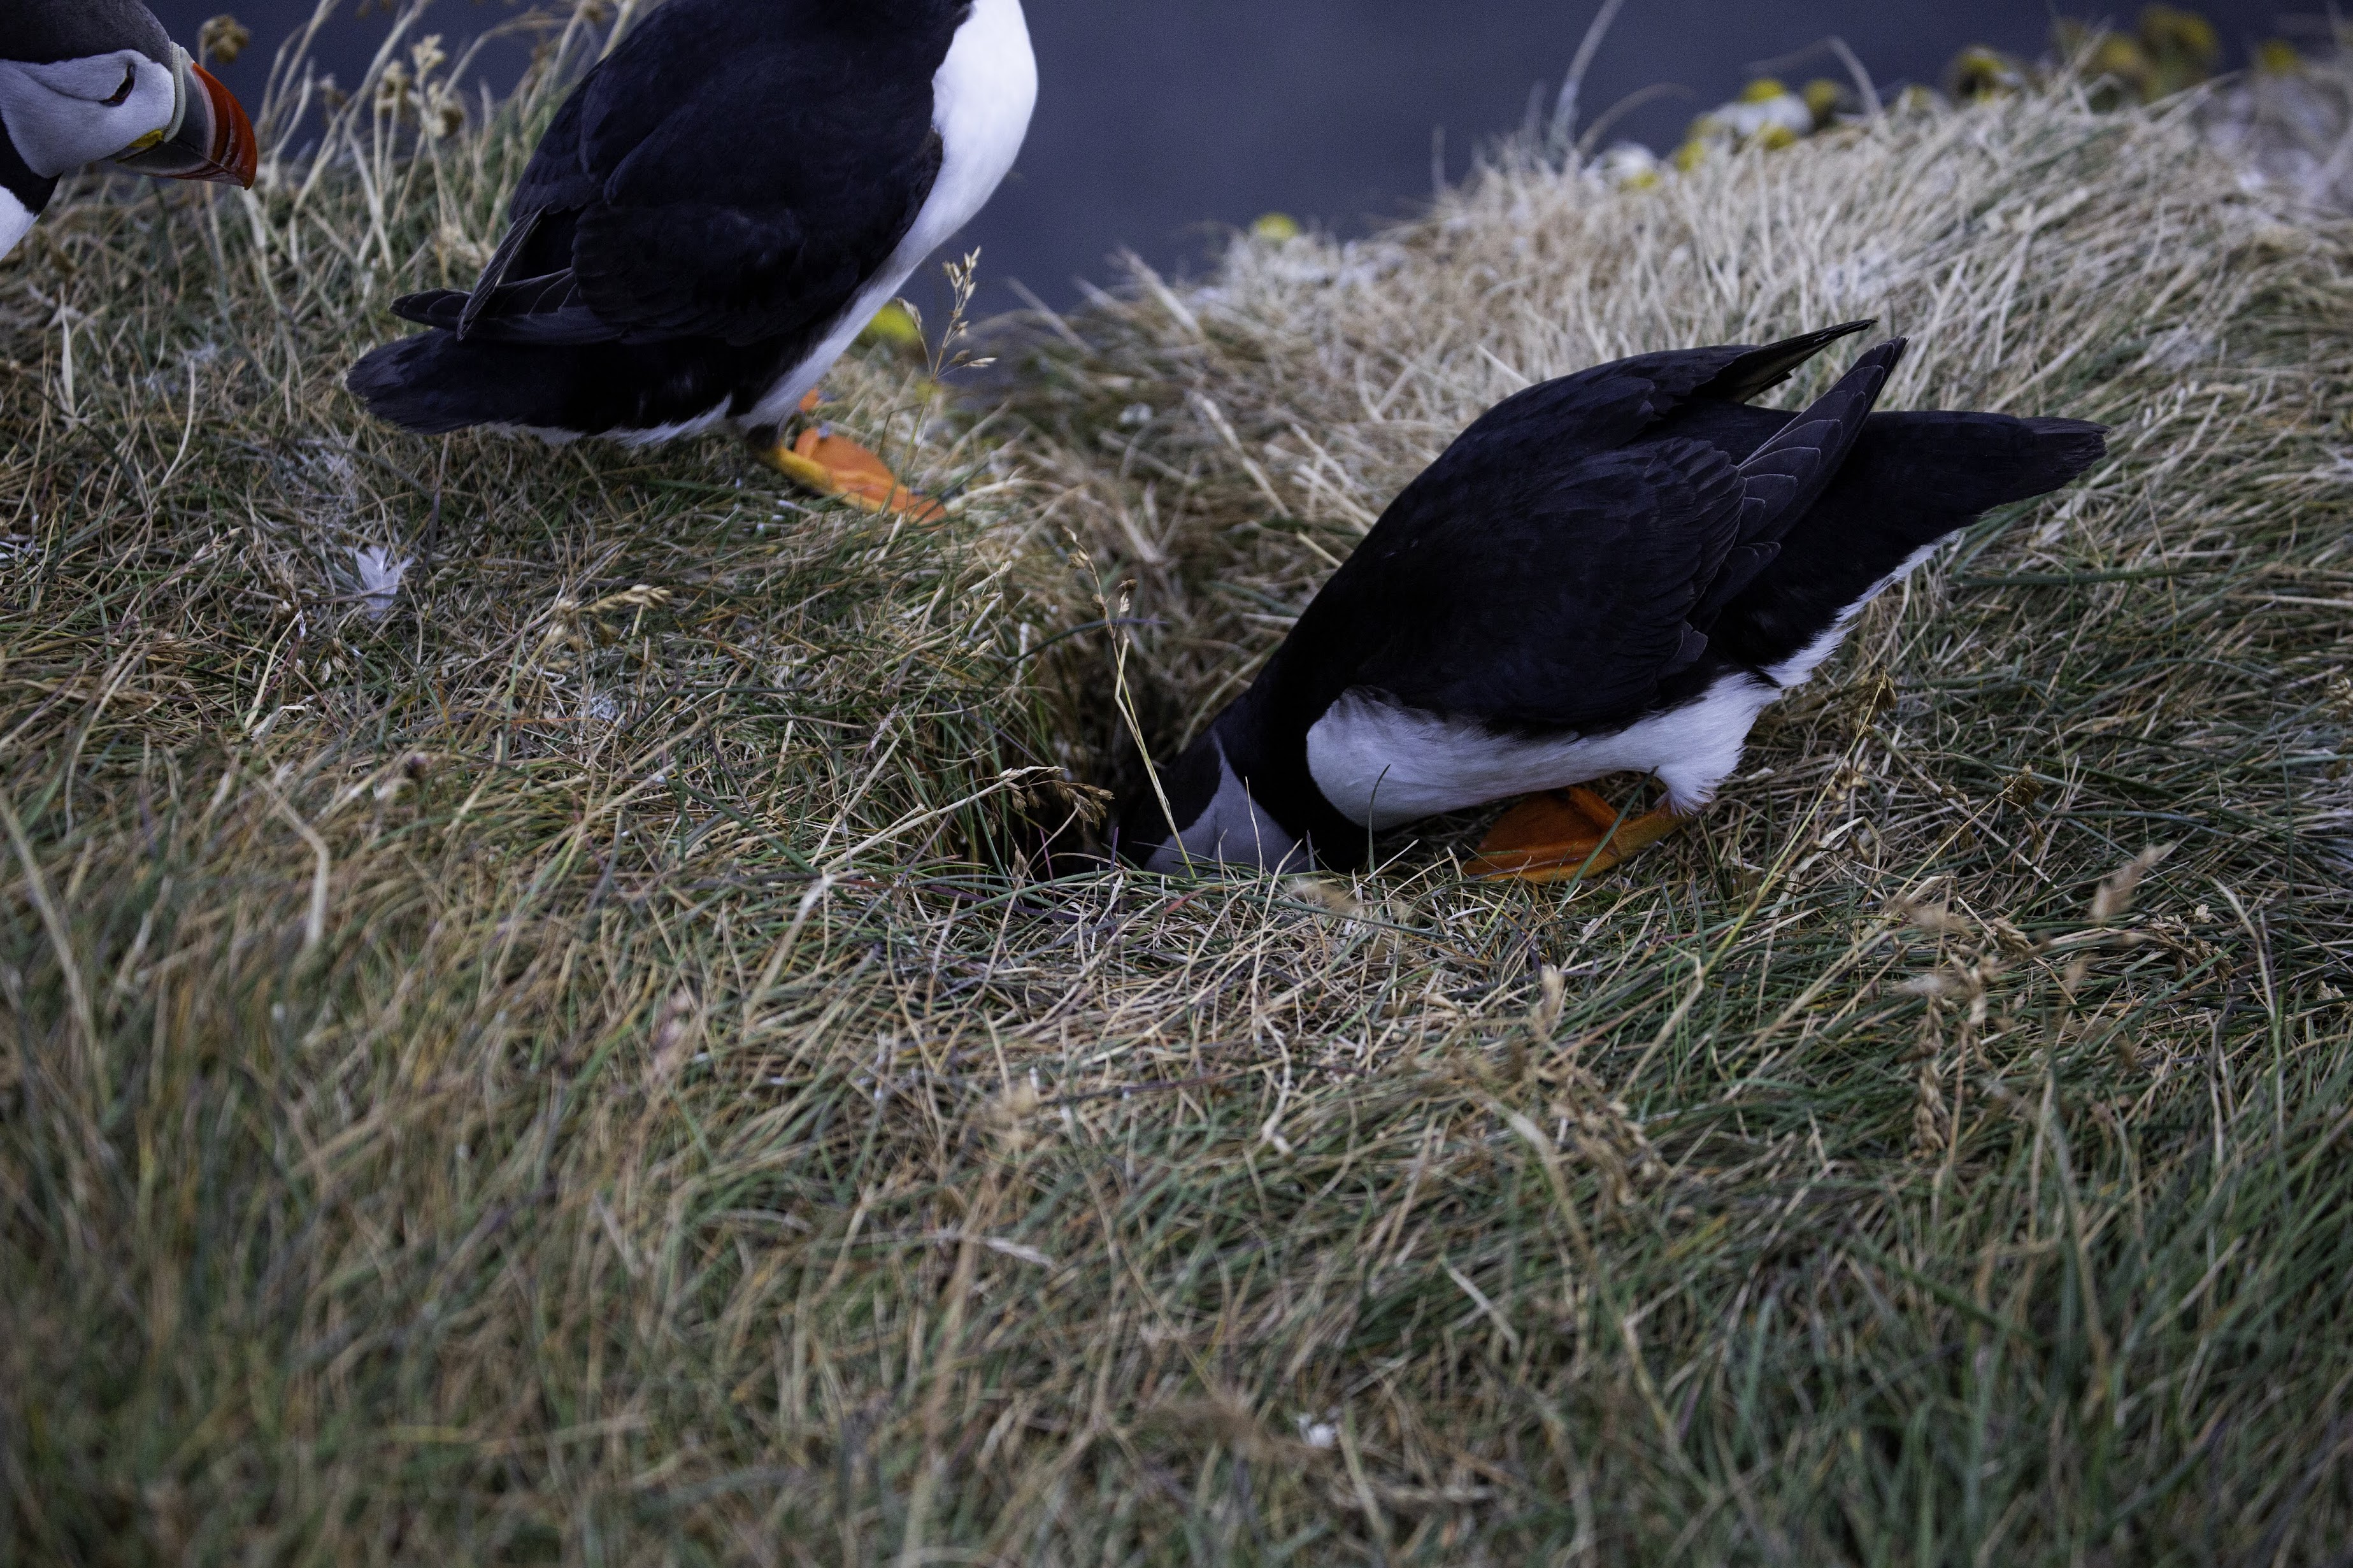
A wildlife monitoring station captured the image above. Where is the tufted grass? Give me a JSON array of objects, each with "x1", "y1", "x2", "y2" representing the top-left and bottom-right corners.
[{"x1": 4, "y1": 8, "x2": 2352, "y2": 1563}]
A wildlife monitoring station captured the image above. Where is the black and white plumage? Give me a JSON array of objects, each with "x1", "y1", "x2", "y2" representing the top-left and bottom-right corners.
[
  {"x1": 347, "y1": 0, "x2": 1036, "y2": 443},
  {"x1": 0, "y1": 0, "x2": 257, "y2": 262},
  {"x1": 1116, "y1": 324, "x2": 2108, "y2": 876}
]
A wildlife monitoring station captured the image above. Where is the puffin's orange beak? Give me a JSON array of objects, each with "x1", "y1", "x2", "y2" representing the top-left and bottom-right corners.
[{"x1": 113, "y1": 63, "x2": 259, "y2": 189}]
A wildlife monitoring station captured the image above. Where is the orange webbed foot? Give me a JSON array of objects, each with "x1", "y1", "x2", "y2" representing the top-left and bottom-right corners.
[
  {"x1": 1470, "y1": 786, "x2": 1689, "y2": 883},
  {"x1": 756, "y1": 390, "x2": 946, "y2": 523}
]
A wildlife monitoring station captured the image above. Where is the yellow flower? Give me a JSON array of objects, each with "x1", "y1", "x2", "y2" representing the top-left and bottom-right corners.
[
  {"x1": 2256, "y1": 39, "x2": 2303, "y2": 75},
  {"x1": 2136, "y1": 5, "x2": 2219, "y2": 97},
  {"x1": 857, "y1": 301, "x2": 925, "y2": 354},
  {"x1": 2138, "y1": 5, "x2": 2219, "y2": 69},
  {"x1": 1949, "y1": 46, "x2": 2028, "y2": 102},
  {"x1": 1596, "y1": 143, "x2": 1663, "y2": 189}
]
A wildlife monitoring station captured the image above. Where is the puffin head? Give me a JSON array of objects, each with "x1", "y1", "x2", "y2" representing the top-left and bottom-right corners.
[
  {"x1": 1115, "y1": 726, "x2": 1310, "y2": 877},
  {"x1": 0, "y1": 0, "x2": 258, "y2": 260}
]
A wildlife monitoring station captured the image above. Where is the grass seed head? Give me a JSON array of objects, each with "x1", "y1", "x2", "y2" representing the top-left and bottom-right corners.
[
  {"x1": 1896, "y1": 896, "x2": 1975, "y2": 936},
  {"x1": 199, "y1": 14, "x2": 252, "y2": 64},
  {"x1": 982, "y1": 1079, "x2": 1044, "y2": 1156},
  {"x1": 1287, "y1": 876, "x2": 1366, "y2": 917},
  {"x1": 2091, "y1": 843, "x2": 2176, "y2": 924},
  {"x1": 647, "y1": 988, "x2": 700, "y2": 1086},
  {"x1": 1532, "y1": 963, "x2": 1567, "y2": 1039}
]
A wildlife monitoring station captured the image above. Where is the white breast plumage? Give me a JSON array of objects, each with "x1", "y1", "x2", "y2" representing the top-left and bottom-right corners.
[
  {"x1": 915, "y1": 0, "x2": 1038, "y2": 258},
  {"x1": 1306, "y1": 676, "x2": 1781, "y2": 827},
  {"x1": 1302, "y1": 538, "x2": 1945, "y2": 828},
  {"x1": 744, "y1": 0, "x2": 1036, "y2": 427}
]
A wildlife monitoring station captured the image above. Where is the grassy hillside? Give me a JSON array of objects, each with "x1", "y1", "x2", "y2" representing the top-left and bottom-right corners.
[{"x1": 3, "y1": 17, "x2": 2350, "y2": 1563}]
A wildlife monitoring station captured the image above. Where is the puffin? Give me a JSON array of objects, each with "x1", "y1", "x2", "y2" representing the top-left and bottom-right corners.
[
  {"x1": 1115, "y1": 323, "x2": 2107, "y2": 881},
  {"x1": 0, "y1": 0, "x2": 259, "y2": 262},
  {"x1": 347, "y1": 0, "x2": 1036, "y2": 518}
]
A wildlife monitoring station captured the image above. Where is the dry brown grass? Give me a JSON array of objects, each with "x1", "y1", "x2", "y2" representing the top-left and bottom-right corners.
[{"x1": 3, "y1": 9, "x2": 2351, "y2": 1562}]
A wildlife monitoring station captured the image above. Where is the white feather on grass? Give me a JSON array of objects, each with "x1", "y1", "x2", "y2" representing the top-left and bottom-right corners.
[{"x1": 351, "y1": 546, "x2": 413, "y2": 621}]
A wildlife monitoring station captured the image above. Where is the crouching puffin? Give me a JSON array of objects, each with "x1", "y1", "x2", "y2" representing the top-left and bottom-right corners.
[
  {"x1": 1, "y1": 0, "x2": 259, "y2": 262},
  {"x1": 1116, "y1": 323, "x2": 2106, "y2": 881},
  {"x1": 347, "y1": 0, "x2": 1036, "y2": 518}
]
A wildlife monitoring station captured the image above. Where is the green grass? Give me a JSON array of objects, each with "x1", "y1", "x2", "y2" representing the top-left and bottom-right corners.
[{"x1": 3, "y1": 11, "x2": 2352, "y2": 1563}]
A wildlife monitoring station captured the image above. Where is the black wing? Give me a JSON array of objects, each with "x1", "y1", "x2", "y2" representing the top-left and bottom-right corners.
[
  {"x1": 392, "y1": 0, "x2": 950, "y2": 348},
  {"x1": 1324, "y1": 437, "x2": 1749, "y2": 729},
  {"x1": 1689, "y1": 336, "x2": 1903, "y2": 622},
  {"x1": 1280, "y1": 338, "x2": 1904, "y2": 732},
  {"x1": 1444, "y1": 318, "x2": 1878, "y2": 465}
]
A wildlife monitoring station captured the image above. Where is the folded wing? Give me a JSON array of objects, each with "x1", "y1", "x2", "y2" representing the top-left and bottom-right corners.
[
  {"x1": 1294, "y1": 336, "x2": 1903, "y2": 732},
  {"x1": 389, "y1": 0, "x2": 944, "y2": 349}
]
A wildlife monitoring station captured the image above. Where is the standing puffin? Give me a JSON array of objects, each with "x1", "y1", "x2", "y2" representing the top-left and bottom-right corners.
[
  {"x1": 347, "y1": 0, "x2": 1036, "y2": 517},
  {"x1": 1116, "y1": 323, "x2": 2107, "y2": 881},
  {"x1": 1, "y1": 0, "x2": 259, "y2": 262}
]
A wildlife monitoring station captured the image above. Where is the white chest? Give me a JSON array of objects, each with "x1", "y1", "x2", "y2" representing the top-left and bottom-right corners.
[
  {"x1": 1305, "y1": 673, "x2": 1782, "y2": 829},
  {"x1": 1300, "y1": 539, "x2": 1947, "y2": 830},
  {"x1": 742, "y1": 0, "x2": 1036, "y2": 427},
  {"x1": 916, "y1": 0, "x2": 1038, "y2": 256}
]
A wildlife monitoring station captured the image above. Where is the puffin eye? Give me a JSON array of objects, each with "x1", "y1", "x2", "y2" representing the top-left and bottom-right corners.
[{"x1": 102, "y1": 64, "x2": 137, "y2": 107}]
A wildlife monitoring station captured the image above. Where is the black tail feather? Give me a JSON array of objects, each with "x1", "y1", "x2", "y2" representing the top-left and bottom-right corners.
[
  {"x1": 346, "y1": 329, "x2": 787, "y2": 437},
  {"x1": 347, "y1": 334, "x2": 504, "y2": 435},
  {"x1": 389, "y1": 290, "x2": 470, "y2": 331},
  {"x1": 1996, "y1": 417, "x2": 2110, "y2": 501},
  {"x1": 392, "y1": 276, "x2": 608, "y2": 346},
  {"x1": 343, "y1": 332, "x2": 591, "y2": 435},
  {"x1": 1706, "y1": 410, "x2": 2108, "y2": 670},
  {"x1": 1698, "y1": 318, "x2": 1878, "y2": 404}
]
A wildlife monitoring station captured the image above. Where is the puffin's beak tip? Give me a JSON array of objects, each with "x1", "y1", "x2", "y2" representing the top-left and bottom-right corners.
[{"x1": 190, "y1": 62, "x2": 261, "y2": 189}]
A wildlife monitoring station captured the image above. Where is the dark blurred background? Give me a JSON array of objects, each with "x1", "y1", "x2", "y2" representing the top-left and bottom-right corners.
[{"x1": 154, "y1": 1, "x2": 2306, "y2": 308}]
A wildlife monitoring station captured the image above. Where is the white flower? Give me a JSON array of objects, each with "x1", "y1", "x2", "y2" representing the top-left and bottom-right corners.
[{"x1": 1595, "y1": 143, "x2": 1662, "y2": 188}]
